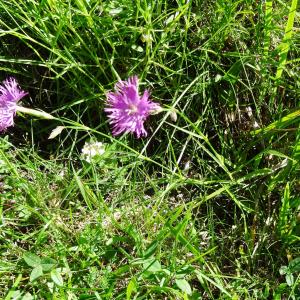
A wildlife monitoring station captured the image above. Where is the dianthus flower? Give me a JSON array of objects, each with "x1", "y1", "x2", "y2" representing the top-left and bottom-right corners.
[
  {"x1": 0, "y1": 77, "x2": 28, "y2": 132},
  {"x1": 105, "y1": 76, "x2": 161, "y2": 138}
]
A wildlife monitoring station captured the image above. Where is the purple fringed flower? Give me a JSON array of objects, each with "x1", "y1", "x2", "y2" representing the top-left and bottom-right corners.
[
  {"x1": 0, "y1": 77, "x2": 28, "y2": 132},
  {"x1": 105, "y1": 76, "x2": 161, "y2": 138}
]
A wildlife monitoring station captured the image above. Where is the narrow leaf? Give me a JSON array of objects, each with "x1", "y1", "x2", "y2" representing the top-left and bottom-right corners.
[
  {"x1": 48, "y1": 126, "x2": 65, "y2": 139},
  {"x1": 275, "y1": 0, "x2": 298, "y2": 81},
  {"x1": 126, "y1": 277, "x2": 138, "y2": 300},
  {"x1": 251, "y1": 109, "x2": 300, "y2": 135}
]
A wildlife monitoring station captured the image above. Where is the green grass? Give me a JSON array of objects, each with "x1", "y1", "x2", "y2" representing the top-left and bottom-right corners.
[{"x1": 0, "y1": 0, "x2": 299, "y2": 299}]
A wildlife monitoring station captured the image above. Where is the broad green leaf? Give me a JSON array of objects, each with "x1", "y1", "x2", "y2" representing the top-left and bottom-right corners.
[
  {"x1": 30, "y1": 265, "x2": 43, "y2": 282},
  {"x1": 142, "y1": 258, "x2": 161, "y2": 273},
  {"x1": 289, "y1": 257, "x2": 300, "y2": 273},
  {"x1": 9, "y1": 290, "x2": 22, "y2": 300},
  {"x1": 175, "y1": 278, "x2": 192, "y2": 295},
  {"x1": 47, "y1": 282, "x2": 54, "y2": 294},
  {"x1": 131, "y1": 45, "x2": 144, "y2": 52},
  {"x1": 285, "y1": 273, "x2": 294, "y2": 286},
  {"x1": 22, "y1": 293, "x2": 34, "y2": 300},
  {"x1": 279, "y1": 265, "x2": 288, "y2": 275},
  {"x1": 23, "y1": 252, "x2": 41, "y2": 268},
  {"x1": 51, "y1": 269, "x2": 64, "y2": 286},
  {"x1": 41, "y1": 257, "x2": 57, "y2": 272}
]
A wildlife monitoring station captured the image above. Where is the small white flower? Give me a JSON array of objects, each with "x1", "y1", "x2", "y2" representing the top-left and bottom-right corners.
[
  {"x1": 81, "y1": 141, "x2": 105, "y2": 163},
  {"x1": 246, "y1": 106, "x2": 253, "y2": 117},
  {"x1": 169, "y1": 110, "x2": 178, "y2": 122},
  {"x1": 253, "y1": 121, "x2": 260, "y2": 128},
  {"x1": 141, "y1": 33, "x2": 153, "y2": 43}
]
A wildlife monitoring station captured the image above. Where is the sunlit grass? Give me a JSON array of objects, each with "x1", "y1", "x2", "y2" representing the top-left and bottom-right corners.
[{"x1": 0, "y1": 0, "x2": 299, "y2": 299}]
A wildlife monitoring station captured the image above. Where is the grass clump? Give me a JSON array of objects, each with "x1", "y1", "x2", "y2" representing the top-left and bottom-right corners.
[{"x1": 0, "y1": 0, "x2": 300, "y2": 299}]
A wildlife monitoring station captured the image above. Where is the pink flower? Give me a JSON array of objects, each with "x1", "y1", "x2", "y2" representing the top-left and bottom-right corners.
[
  {"x1": 105, "y1": 76, "x2": 161, "y2": 138},
  {"x1": 0, "y1": 77, "x2": 28, "y2": 132}
]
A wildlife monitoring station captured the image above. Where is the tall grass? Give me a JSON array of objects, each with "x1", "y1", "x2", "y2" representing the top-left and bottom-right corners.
[{"x1": 0, "y1": 0, "x2": 299, "y2": 299}]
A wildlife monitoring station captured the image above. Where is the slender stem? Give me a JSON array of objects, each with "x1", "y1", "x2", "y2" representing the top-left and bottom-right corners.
[{"x1": 16, "y1": 106, "x2": 56, "y2": 120}]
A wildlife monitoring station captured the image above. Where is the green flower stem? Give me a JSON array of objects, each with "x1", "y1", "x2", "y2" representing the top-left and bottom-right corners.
[{"x1": 16, "y1": 106, "x2": 56, "y2": 120}]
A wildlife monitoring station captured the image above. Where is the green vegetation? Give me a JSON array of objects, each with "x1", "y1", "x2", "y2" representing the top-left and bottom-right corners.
[{"x1": 0, "y1": 0, "x2": 299, "y2": 299}]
